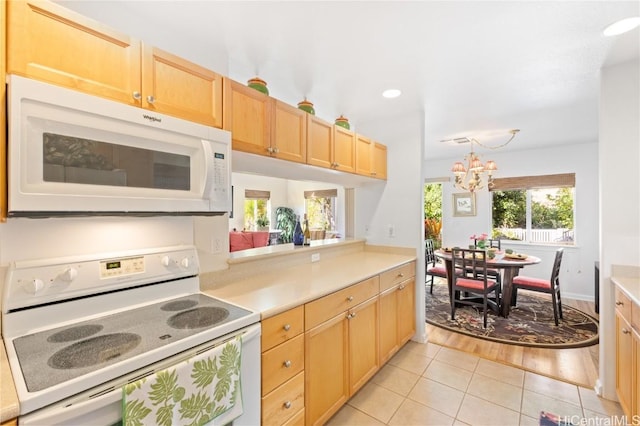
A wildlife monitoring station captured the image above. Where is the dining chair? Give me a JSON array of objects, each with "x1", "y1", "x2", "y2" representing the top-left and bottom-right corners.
[
  {"x1": 510, "y1": 248, "x2": 564, "y2": 325},
  {"x1": 425, "y1": 239, "x2": 447, "y2": 294},
  {"x1": 451, "y1": 248, "x2": 501, "y2": 328},
  {"x1": 472, "y1": 239, "x2": 502, "y2": 285}
]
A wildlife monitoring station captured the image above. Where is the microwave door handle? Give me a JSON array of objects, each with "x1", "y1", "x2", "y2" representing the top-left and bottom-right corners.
[{"x1": 201, "y1": 139, "x2": 215, "y2": 200}]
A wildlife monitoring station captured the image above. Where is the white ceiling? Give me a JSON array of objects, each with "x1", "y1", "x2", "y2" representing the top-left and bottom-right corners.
[{"x1": 57, "y1": 1, "x2": 640, "y2": 160}]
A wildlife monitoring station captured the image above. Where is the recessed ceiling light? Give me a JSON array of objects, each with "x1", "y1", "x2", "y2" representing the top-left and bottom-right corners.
[
  {"x1": 382, "y1": 89, "x2": 401, "y2": 98},
  {"x1": 603, "y1": 17, "x2": 640, "y2": 36}
]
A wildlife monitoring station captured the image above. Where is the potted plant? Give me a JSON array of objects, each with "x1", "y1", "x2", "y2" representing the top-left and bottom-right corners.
[
  {"x1": 275, "y1": 207, "x2": 296, "y2": 243},
  {"x1": 256, "y1": 214, "x2": 270, "y2": 231}
]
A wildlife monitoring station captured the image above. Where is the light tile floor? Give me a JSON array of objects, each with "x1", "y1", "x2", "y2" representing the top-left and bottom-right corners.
[{"x1": 326, "y1": 341, "x2": 624, "y2": 426}]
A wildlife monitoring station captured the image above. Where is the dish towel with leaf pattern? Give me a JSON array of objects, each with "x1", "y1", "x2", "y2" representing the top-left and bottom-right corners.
[{"x1": 122, "y1": 335, "x2": 243, "y2": 426}]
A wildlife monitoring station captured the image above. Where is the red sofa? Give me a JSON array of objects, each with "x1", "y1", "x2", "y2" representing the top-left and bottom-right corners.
[{"x1": 229, "y1": 231, "x2": 270, "y2": 252}]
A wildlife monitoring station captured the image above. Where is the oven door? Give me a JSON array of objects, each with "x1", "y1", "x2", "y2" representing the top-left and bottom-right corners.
[
  {"x1": 19, "y1": 324, "x2": 260, "y2": 426},
  {"x1": 7, "y1": 74, "x2": 231, "y2": 216}
]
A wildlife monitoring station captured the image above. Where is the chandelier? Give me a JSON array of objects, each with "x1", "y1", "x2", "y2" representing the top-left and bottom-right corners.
[{"x1": 449, "y1": 129, "x2": 520, "y2": 193}]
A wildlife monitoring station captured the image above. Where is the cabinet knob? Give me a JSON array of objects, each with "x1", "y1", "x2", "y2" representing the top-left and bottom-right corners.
[
  {"x1": 283, "y1": 360, "x2": 292, "y2": 368},
  {"x1": 283, "y1": 324, "x2": 291, "y2": 331},
  {"x1": 334, "y1": 162, "x2": 339, "y2": 168},
  {"x1": 274, "y1": 147, "x2": 280, "y2": 153},
  {"x1": 283, "y1": 401, "x2": 292, "y2": 409},
  {"x1": 347, "y1": 296, "x2": 354, "y2": 302},
  {"x1": 398, "y1": 284, "x2": 405, "y2": 290},
  {"x1": 616, "y1": 301, "x2": 624, "y2": 306},
  {"x1": 346, "y1": 311, "x2": 357, "y2": 319},
  {"x1": 146, "y1": 95, "x2": 155, "y2": 104},
  {"x1": 397, "y1": 273, "x2": 405, "y2": 278},
  {"x1": 622, "y1": 328, "x2": 631, "y2": 335},
  {"x1": 132, "y1": 91, "x2": 142, "y2": 100}
]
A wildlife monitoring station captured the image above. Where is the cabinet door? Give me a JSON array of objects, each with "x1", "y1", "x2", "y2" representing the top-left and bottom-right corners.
[
  {"x1": 634, "y1": 329, "x2": 639, "y2": 417},
  {"x1": 379, "y1": 287, "x2": 399, "y2": 364},
  {"x1": 348, "y1": 297, "x2": 379, "y2": 396},
  {"x1": 333, "y1": 126, "x2": 356, "y2": 173},
  {"x1": 306, "y1": 115, "x2": 334, "y2": 169},
  {"x1": 305, "y1": 314, "x2": 349, "y2": 426},
  {"x1": 142, "y1": 44, "x2": 223, "y2": 128},
  {"x1": 355, "y1": 134, "x2": 373, "y2": 176},
  {"x1": 224, "y1": 78, "x2": 272, "y2": 155},
  {"x1": 397, "y1": 278, "x2": 416, "y2": 345},
  {"x1": 373, "y1": 142, "x2": 388, "y2": 180},
  {"x1": 272, "y1": 100, "x2": 307, "y2": 164},
  {"x1": 616, "y1": 312, "x2": 633, "y2": 417},
  {"x1": 7, "y1": 0, "x2": 141, "y2": 106}
]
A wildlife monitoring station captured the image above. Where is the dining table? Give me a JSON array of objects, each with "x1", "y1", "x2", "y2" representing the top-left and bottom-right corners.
[{"x1": 434, "y1": 249, "x2": 541, "y2": 317}]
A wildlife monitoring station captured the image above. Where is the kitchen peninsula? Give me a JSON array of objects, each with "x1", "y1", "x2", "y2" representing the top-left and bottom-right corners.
[{"x1": 201, "y1": 239, "x2": 417, "y2": 425}]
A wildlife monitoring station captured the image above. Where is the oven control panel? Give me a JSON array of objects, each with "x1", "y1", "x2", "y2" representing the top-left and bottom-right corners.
[
  {"x1": 100, "y1": 256, "x2": 145, "y2": 279},
  {"x1": 2, "y1": 245, "x2": 200, "y2": 313}
]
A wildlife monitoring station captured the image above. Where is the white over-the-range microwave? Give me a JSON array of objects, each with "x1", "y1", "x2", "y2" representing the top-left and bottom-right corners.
[{"x1": 6, "y1": 74, "x2": 231, "y2": 217}]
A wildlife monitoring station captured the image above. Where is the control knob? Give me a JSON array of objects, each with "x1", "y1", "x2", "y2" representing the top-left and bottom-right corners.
[
  {"x1": 180, "y1": 257, "x2": 190, "y2": 268},
  {"x1": 59, "y1": 267, "x2": 78, "y2": 282},
  {"x1": 23, "y1": 278, "x2": 45, "y2": 295}
]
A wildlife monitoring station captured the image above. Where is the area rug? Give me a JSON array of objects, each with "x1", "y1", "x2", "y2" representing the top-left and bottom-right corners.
[{"x1": 426, "y1": 281, "x2": 599, "y2": 348}]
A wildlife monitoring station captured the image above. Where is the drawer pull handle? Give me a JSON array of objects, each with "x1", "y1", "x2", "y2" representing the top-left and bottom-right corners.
[
  {"x1": 398, "y1": 284, "x2": 405, "y2": 290},
  {"x1": 622, "y1": 328, "x2": 631, "y2": 335},
  {"x1": 616, "y1": 301, "x2": 624, "y2": 306},
  {"x1": 284, "y1": 401, "x2": 292, "y2": 409},
  {"x1": 283, "y1": 360, "x2": 292, "y2": 368},
  {"x1": 346, "y1": 312, "x2": 357, "y2": 319},
  {"x1": 283, "y1": 324, "x2": 291, "y2": 331},
  {"x1": 347, "y1": 296, "x2": 354, "y2": 302},
  {"x1": 397, "y1": 273, "x2": 405, "y2": 278}
]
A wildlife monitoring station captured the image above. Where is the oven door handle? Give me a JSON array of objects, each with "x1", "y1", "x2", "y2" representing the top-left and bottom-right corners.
[{"x1": 20, "y1": 389, "x2": 122, "y2": 426}]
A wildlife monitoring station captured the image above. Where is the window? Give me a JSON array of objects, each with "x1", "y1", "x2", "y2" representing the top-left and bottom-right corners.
[
  {"x1": 244, "y1": 189, "x2": 270, "y2": 230},
  {"x1": 304, "y1": 189, "x2": 337, "y2": 231},
  {"x1": 491, "y1": 174, "x2": 575, "y2": 245}
]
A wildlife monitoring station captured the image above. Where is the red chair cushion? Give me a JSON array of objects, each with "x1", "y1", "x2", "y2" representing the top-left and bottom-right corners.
[
  {"x1": 512, "y1": 275, "x2": 551, "y2": 290},
  {"x1": 251, "y1": 231, "x2": 270, "y2": 247},
  {"x1": 456, "y1": 278, "x2": 497, "y2": 291},
  {"x1": 427, "y1": 265, "x2": 447, "y2": 277}
]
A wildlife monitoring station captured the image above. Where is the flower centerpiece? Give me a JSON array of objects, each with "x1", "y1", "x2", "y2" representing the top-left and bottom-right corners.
[{"x1": 470, "y1": 233, "x2": 488, "y2": 249}]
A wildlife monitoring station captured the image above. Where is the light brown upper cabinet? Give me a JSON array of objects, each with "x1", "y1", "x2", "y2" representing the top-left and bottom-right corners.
[
  {"x1": 307, "y1": 116, "x2": 356, "y2": 173},
  {"x1": 272, "y1": 100, "x2": 307, "y2": 163},
  {"x1": 355, "y1": 134, "x2": 387, "y2": 179},
  {"x1": 224, "y1": 79, "x2": 307, "y2": 164},
  {"x1": 7, "y1": 0, "x2": 223, "y2": 128}
]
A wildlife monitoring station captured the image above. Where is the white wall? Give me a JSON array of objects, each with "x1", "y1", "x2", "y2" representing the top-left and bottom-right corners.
[
  {"x1": 356, "y1": 110, "x2": 426, "y2": 342},
  {"x1": 424, "y1": 142, "x2": 599, "y2": 301},
  {"x1": 598, "y1": 57, "x2": 640, "y2": 400}
]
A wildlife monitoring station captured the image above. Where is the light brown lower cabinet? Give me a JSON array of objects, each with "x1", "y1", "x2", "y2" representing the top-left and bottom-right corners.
[
  {"x1": 261, "y1": 306, "x2": 305, "y2": 425},
  {"x1": 263, "y1": 261, "x2": 415, "y2": 426},
  {"x1": 304, "y1": 276, "x2": 379, "y2": 426},
  {"x1": 614, "y1": 285, "x2": 639, "y2": 419}
]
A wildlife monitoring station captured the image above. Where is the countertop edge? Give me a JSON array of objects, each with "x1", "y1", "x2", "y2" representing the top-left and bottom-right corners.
[
  {"x1": 1, "y1": 339, "x2": 19, "y2": 422},
  {"x1": 612, "y1": 275, "x2": 640, "y2": 306}
]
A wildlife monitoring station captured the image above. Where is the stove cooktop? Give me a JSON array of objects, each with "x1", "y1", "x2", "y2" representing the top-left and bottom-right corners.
[{"x1": 13, "y1": 293, "x2": 251, "y2": 392}]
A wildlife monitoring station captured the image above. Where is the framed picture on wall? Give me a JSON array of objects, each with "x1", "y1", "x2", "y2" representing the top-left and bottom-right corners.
[{"x1": 453, "y1": 192, "x2": 476, "y2": 217}]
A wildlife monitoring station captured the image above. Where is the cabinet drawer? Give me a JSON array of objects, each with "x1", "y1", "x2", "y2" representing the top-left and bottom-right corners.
[
  {"x1": 380, "y1": 261, "x2": 416, "y2": 292},
  {"x1": 615, "y1": 287, "x2": 632, "y2": 321},
  {"x1": 282, "y1": 407, "x2": 305, "y2": 426},
  {"x1": 305, "y1": 277, "x2": 379, "y2": 330},
  {"x1": 262, "y1": 372, "x2": 305, "y2": 426},
  {"x1": 262, "y1": 334, "x2": 304, "y2": 395},
  {"x1": 262, "y1": 306, "x2": 304, "y2": 352}
]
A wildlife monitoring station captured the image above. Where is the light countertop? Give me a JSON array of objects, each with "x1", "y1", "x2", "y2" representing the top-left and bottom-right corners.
[{"x1": 204, "y1": 250, "x2": 417, "y2": 319}]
